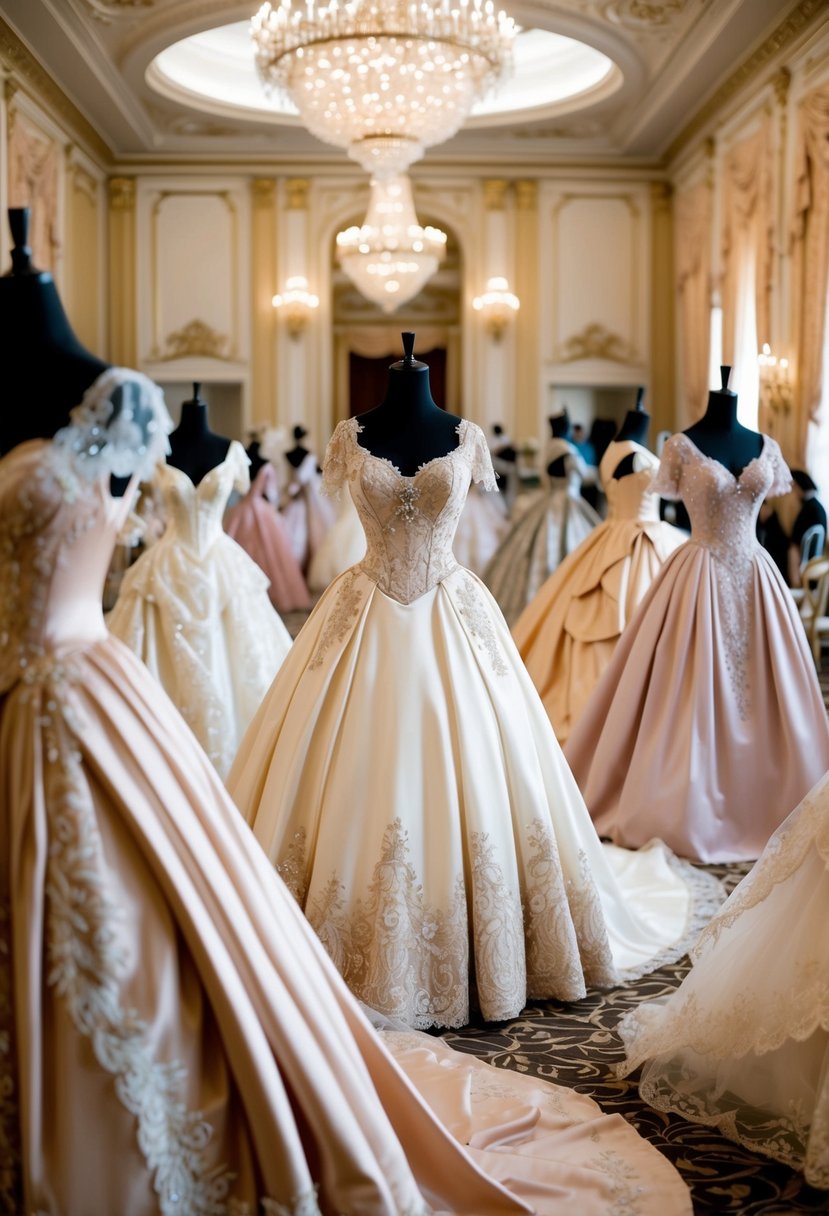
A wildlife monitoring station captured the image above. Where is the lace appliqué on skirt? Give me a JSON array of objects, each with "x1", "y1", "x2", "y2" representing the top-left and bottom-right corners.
[
  {"x1": 308, "y1": 571, "x2": 365, "y2": 671},
  {"x1": 454, "y1": 574, "x2": 508, "y2": 676}
]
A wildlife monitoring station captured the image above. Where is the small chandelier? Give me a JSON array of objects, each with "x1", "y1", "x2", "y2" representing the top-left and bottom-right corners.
[
  {"x1": 251, "y1": 0, "x2": 515, "y2": 178},
  {"x1": 336, "y1": 174, "x2": 447, "y2": 313},
  {"x1": 473, "y1": 276, "x2": 519, "y2": 338},
  {"x1": 758, "y1": 342, "x2": 792, "y2": 415}
]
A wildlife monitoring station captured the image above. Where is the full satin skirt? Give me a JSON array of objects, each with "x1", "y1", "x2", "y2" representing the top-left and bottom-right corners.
[
  {"x1": 565, "y1": 543, "x2": 829, "y2": 862},
  {"x1": 484, "y1": 488, "x2": 600, "y2": 625},
  {"x1": 0, "y1": 634, "x2": 692, "y2": 1216},
  {"x1": 229, "y1": 564, "x2": 720, "y2": 1030},
  {"x1": 514, "y1": 519, "x2": 685, "y2": 743},
  {"x1": 108, "y1": 533, "x2": 291, "y2": 777},
  {"x1": 225, "y1": 491, "x2": 311, "y2": 612},
  {"x1": 617, "y1": 768, "x2": 829, "y2": 1190}
]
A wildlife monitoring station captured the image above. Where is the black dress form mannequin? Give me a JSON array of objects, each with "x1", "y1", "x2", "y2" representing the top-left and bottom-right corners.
[
  {"x1": 246, "y1": 434, "x2": 267, "y2": 479},
  {"x1": 355, "y1": 332, "x2": 462, "y2": 477},
  {"x1": 286, "y1": 424, "x2": 311, "y2": 471},
  {"x1": 612, "y1": 388, "x2": 651, "y2": 480},
  {"x1": 0, "y1": 207, "x2": 109, "y2": 454},
  {"x1": 547, "y1": 410, "x2": 572, "y2": 478},
  {"x1": 683, "y1": 366, "x2": 763, "y2": 476},
  {"x1": 491, "y1": 423, "x2": 517, "y2": 463},
  {"x1": 168, "y1": 383, "x2": 231, "y2": 486}
]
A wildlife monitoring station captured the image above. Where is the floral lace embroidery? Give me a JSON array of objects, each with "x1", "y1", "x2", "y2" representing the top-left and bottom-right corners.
[
  {"x1": 468, "y1": 831, "x2": 526, "y2": 1021},
  {"x1": 454, "y1": 574, "x2": 508, "y2": 676},
  {"x1": 275, "y1": 828, "x2": 309, "y2": 902},
  {"x1": 308, "y1": 570, "x2": 365, "y2": 670},
  {"x1": 318, "y1": 417, "x2": 499, "y2": 606},
  {"x1": 28, "y1": 665, "x2": 237, "y2": 1216}
]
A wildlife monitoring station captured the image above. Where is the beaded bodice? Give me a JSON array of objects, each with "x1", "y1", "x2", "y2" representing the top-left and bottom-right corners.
[
  {"x1": 0, "y1": 370, "x2": 171, "y2": 695},
  {"x1": 601, "y1": 441, "x2": 661, "y2": 525},
  {"x1": 322, "y1": 417, "x2": 497, "y2": 605},
  {"x1": 155, "y1": 440, "x2": 249, "y2": 558},
  {"x1": 653, "y1": 431, "x2": 791, "y2": 718},
  {"x1": 652, "y1": 432, "x2": 790, "y2": 562}
]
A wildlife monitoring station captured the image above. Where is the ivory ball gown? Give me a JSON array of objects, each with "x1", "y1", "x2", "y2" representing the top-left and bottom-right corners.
[
  {"x1": 108, "y1": 439, "x2": 291, "y2": 777},
  {"x1": 617, "y1": 765, "x2": 829, "y2": 1190},
  {"x1": 0, "y1": 369, "x2": 692, "y2": 1215},
  {"x1": 514, "y1": 440, "x2": 686, "y2": 743},
  {"x1": 566, "y1": 431, "x2": 829, "y2": 862},
  {"x1": 229, "y1": 416, "x2": 721, "y2": 1031}
]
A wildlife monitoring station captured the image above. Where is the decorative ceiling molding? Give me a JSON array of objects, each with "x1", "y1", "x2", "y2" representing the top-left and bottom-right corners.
[
  {"x1": 78, "y1": 0, "x2": 158, "y2": 23},
  {"x1": 602, "y1": 1, "x2": 689, "y2": 31},
  {"x1": 0, "y1": 17, "x2": 112, "y2": 162},
  {"x1": 666, "y1": 0, "x2": 826, "y2": 162},
  {"x1": 557, "y1": 322, "x2": 639, "y2": 364}
]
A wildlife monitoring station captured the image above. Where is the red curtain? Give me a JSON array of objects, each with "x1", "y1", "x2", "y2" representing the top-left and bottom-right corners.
[{"x1": 349, "y1": 348, "x2": 447, "y2": 416}]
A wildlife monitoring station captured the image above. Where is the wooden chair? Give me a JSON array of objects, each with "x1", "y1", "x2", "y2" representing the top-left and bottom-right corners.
[{"x1": 800, "y1": 556, "x2": 829, "y2": 668}]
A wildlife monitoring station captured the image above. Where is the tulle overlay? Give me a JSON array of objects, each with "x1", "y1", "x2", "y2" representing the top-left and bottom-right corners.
[
  {"x1": 229, "y1": 420, "x2": 722, "y2": 1030},
  {"x1": 224, "y1": 461, "x2": 311, "y2": 612},
  {"x1": 617, "y1": 769, "x2": 829, "y2": 1189},
  {"x1": 108, "y1": 441, "x2": 292, "y2": 777},
  {"x1": 308, "y1": 484, "x2": 367, "y2": 593},
  {"x1": 514, "y1": 442, "x2": 685, "y2": 742},
  {"x1": 0, "y1": 418, "x2": 693, "y2": 1214},
  {"x1": 566, "y1": 433, "x2": 829, "y2": 862}
]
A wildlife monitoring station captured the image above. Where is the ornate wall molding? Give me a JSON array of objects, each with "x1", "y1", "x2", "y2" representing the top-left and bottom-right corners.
[
  {"x1": 667, "y1": 0, "x2": 827, "y2": 162},
  {"x1": 557, "y1": 322, "x2": 640, "y2": 365},
  {"x1": 515, "y1": 180, "x2": 538, "y2": 211},
  {"x1": 0, "y1": 18, "x2": 111, "y2": 163},
  {"x1": 483, "y1": 179, "x2": 509, "y2": 211},
  {"x1": 251, "y1": 178, "x2": 276, "y2": 207},
  {"x1": 285, "y1": 178, "x2": 310, "y2": 210},
  {"x1": 157, "y1": 319, "x2": 229, "y2": 362},
  {"x1": 108, "y1": 176, "x2": 136, "y2": 211}
]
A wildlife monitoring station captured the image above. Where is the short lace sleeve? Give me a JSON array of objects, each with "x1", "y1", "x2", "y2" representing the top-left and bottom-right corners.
[
  {"x1": 764, "y1": 437, "x2": 792, "y2": 498},
  {"x1": 321, "y1": 420, "x2": 355, "y2": 498},
  {"x1": 467, "y1": 423, "x2": 498, "y2": 492},
  {"x1": 227, "y1": 440, "x2": 251, "y2": 495},
  {"x1": 52, "y1": 367, "x2": 172, "y2": 484},
  {"x1": 651, "y1": 434, "x2": 684, "y2": 500}
]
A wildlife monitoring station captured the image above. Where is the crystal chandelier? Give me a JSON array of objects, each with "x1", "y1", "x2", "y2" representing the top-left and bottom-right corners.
[
  {"x1": 251, "y1": 0, "x2": 515, "y2": 178},
  {"x1": 336, "y1": 174, "x2": 447, "y2": 312}
]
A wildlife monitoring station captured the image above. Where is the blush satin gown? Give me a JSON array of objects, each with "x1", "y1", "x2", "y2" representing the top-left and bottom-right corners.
[
  {"x1": 229, "y1": 417, "x2": 721, "y2": 1031},
  {"x1": 108, "y1": 440, "x2": 291, "y2": 777},
  {"x1": 514, "y1": 440, "x2": 686, "y2": 743},
  {"x1": 566, "y1": 432, "x2": 829, "y2": 862},
  {"x1": 0, "y1": 369, "x2": 692, "y2": 1215},
  {"x1": 224, "y1": 460, "x2": 311, "y2": 612}
]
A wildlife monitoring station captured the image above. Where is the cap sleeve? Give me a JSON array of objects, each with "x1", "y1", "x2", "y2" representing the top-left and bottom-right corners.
[
  {"x1": 226, "y1": 440, "x2": 250, "y2": 495},
  {"x1": 651, "y1": 434, "x2": 684, "y2": 500},
  {"x1": 468, "y1": 423, "x2": 498, "y2": 492},
  {"x1": 765, "y1": 437, "x2": 792, "y2": 498},
  {"x1": 321, "y1": 419, "x2": 354, "y2": 498},
  {"x1": 52, "y1": 367, "x2": 173, "y2": 484}
]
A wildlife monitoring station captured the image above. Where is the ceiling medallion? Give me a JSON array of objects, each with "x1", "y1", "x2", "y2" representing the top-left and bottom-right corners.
[
  {"x1": 251, "y1": 0, "x2": 515, "y2": 178},
  {"x1": 603, "y1": 0, "x2": 687, "y2": 28}
]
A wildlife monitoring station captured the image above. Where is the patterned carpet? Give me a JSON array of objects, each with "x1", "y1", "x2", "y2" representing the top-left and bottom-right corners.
[{"x1": 283, "y1": 604, "x2": 828, "y2": 1213}]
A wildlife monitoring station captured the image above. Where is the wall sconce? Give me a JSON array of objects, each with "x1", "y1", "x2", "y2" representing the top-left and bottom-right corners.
[
  {"x1": 473, "y1": 277, "x2": 520, "y2": 340},
  {"x1": 758, "y1": 342, "x2": 792, "y2": 415},
  {"x1": 272, "y1": 276, "x2": 319, "y2": 338}
]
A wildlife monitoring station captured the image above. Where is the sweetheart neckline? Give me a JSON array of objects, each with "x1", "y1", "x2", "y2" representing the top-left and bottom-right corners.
[
  {"x1": 349, "y1": 418, "x2": 470, "y2": 480},
  {"x1": 676, "y1": 432, "x2": 769, "y2": 484}
]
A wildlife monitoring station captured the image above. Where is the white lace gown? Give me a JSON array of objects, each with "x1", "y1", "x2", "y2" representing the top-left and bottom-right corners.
[
  {"x1": 618, "y1": 766, "x2": 829, "y2": 1190},
  {"x1": 229, "y1": 417, "x2": 721, "y2": 1030},
  {"x1": 108, "y1": 441, "x2": 291, "y2": 777}
]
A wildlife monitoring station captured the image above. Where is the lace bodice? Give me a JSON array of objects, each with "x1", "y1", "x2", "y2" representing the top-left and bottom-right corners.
[
  {"x1": 652, "y1": 432, "x2": 790, "y2": 562},
  {"x1": 322, "y1": 417, "x2": 497, "y2": 604},
  {"x1": 600, "y1": 441, "x2": 662, "y2": 525},
  {"x1": 155, "y1": 440, "x2": 249, "y2": 557},
  {"x1": 0, "y1": 369, "x2": 172, "y2": 694}
]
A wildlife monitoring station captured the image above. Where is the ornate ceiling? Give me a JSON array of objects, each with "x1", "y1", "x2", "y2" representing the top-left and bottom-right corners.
[{"x1": 0, "y1": 0, "x2": 814, "y2": 165}]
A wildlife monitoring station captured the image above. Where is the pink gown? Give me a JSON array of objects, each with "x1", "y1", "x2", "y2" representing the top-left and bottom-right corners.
[
  {"x1": 0, "y1": 370, "x2": 692, "y2": 1215},
  {"x1": 514, "y1": 440, "x2": 686, "y2": 743},
  {"x1": 566, "y1": 432, "x2": 829, "y2": 862},
  {"x1": 225, "y1": 461, "x2": 311, "y2": 612}
]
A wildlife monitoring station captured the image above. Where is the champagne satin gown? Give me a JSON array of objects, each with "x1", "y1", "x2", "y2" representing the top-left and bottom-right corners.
[{"x1": 0, "y1": 369, "x2": 691, "y2": 1214}]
